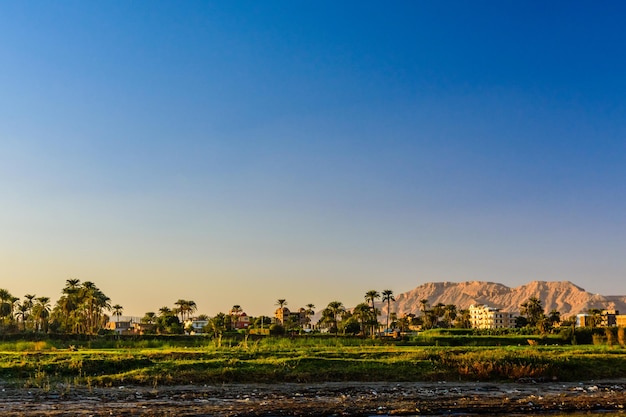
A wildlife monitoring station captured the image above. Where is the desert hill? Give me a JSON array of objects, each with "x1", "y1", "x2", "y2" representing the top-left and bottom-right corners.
[{"x1": 386, "y1": 281, "x2": 626, "y2": 318}]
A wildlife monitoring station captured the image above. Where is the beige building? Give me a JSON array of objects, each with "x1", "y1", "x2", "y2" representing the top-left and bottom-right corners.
[
  {"x1": 469, "y1": 304, "x2": 516, "y2": 329},
  {"x1": 105, "y1": 320, "x2": 133, "y2": 335},
  {"x1": 274, "y1": 307, "x2": 308, "y2": 327}
]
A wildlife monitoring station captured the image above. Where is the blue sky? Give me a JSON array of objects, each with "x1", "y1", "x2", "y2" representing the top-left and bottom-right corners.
[{"x1": 1, "y1": 1, "x2": 625, "y2": 317}]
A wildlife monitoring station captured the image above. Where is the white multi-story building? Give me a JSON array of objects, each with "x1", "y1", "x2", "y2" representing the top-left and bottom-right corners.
[{"x1": 469, "y1": 304, "x2": 516, "y2": 329}]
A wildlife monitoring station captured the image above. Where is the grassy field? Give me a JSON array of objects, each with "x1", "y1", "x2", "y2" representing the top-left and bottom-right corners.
[{"x1": 1, "y1": 335, "x2": 626, "y2": 388}]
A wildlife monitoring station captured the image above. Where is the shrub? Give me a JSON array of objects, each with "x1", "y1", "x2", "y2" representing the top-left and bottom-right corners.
[{"x1": 269, "y1": 324, "x2": 285, "y2": 336}]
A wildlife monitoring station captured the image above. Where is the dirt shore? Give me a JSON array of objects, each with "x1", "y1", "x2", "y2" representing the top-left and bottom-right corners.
[{"x1": 0, "y1": 380, "x2": 625, "y2": 416}]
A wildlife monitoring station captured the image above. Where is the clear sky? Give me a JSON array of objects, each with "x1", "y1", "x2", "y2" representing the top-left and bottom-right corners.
[{"x1": 1, "y1": 1, "x2": 625, "y2": 318}]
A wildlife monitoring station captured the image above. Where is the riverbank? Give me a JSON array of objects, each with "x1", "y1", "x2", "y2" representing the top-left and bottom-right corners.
[{"x1": 1, "y1": 380, "x2": 625, "y2": 416}]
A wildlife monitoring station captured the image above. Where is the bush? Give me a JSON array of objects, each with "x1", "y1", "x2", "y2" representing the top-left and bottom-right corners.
[{"x1": 269, "y1": 324, "x2": 285, "y2": 336}]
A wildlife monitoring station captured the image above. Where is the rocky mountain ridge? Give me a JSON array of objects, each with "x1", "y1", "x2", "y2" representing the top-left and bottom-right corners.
[{"x1": 387, "y1": 281, "x2": 626, "y2": 317}]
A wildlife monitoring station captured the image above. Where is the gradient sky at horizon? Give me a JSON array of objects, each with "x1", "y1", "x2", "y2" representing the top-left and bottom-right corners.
[{"x1": 1, "y1": 1, "x2": 625, "y2": 317}]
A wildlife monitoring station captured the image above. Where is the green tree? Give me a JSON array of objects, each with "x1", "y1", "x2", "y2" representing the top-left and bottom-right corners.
[
  {"x1": 520, "y1": 296, "x2": 545, "y2": 327},
  {"x1": 587, "y1": 308, "x2": 602, "y2": 328},
  {"x1": 443, "y1": 304, "x2": 457, "y2": 328},
  {"x1": 112, "y1": 304, "x2": 124, "y2": 322},
  {"x1": 0, "y1": 288, "x2": 14, "y2": 322},
  {"x1": 174, "y1": 299, "x2": 197, "y2": 322},
  {"x1": 16, "y1": 302, "x2": 29, "y2": 331},
  {"x1": 33, "y1": 297, "x2": 51, "y2": 333},
  {"x1": 23, "y1": 294, "x2": 36, "y2": 331},
  {"x1": 141, "y1": 312, "x2": 157, "y2": 324},
  {"x1": 304, "y1": 303, "x2": 316, "y2": 329},
  {"x1": 381, "y1": 289, "x2": 395, "y2": 332},
  {"x1": 455, "y1": 309, "x2": 471, "y2": 329},
  {"x1": 229, "y1": 305, "x2": 243, "y2": 330},
  {"x1": 364, "y1": 290, "x2": 381, "y2": 335},
  {"x1": 320, "y1": 301, "x2": 344, "y2": 334}
]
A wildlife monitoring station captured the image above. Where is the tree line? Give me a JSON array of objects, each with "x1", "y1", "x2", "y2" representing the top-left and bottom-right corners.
[{"x1": 0, "y1": 280, "x2": 610, "y2": 337}]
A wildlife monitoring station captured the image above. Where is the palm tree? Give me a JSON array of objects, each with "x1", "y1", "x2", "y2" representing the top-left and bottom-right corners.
[
  {"x1": 381, "y1": 290, "x2": 395, "y2": 332},
  {"x1": 322, "y1": 301, "x2": 345, "y2": 334},
  {"x1": 174, "y1": 300, "x2": 186, "y2": 321},
  {"x1": 364, "y1": 290, "x2": 381, "y2": 335},
  {"x1": 443, "y1": 304, "x2": 457, "y2": 328},
  {"x1": 305, "y1": 303, "x2": 316, "y2": 328},
  {"x1": 389, "y1": 312, "x2": 398, "y2": 331},
  {"x1": 397, "y1": 315, "x2": 411, "y2": 333},
  {"x1": 587, "y1": 308, "x2": 602, "y2": 328},
  {"x1": 112, "y1": 304, "x2": 124, "y2": 322},
  {"x1": 23, "y1": 294, "x2": 36, "y2": 331},
  {"x1": 520, "y1": 296, "x2": 544, "y2": 327},
  {"x1": 455, "y1": 309, "x2": 471, "y2": 328},
  {"x1": 547, "y1": 309, "x2": 561, "y2": 327},
  {"x1": 16, "y1": 302, "x2": 29, "y2": 331},
  {"x1": 142, "y1": 312, "x2": 157, "y2": 324},
  {"x1": 0, "y1": 288, "x2": 13, "y2": 320},
  {"x1": 33, "y1": 297, "x2": 50, "y2": 333},
  {"x1": 57, "y1": 279, "x2": 81, "y2": 333},
  {"x1": 9, "y1": 296, "x2": 19, "y2": 316},
  {"x1": 230, "y1": 305, "x2": 243, "y2": 330},
  {"x1": 353, "y1": 302, "x2": 374, "y2": 336},
  {"x1": 419, "y1": 299, "x2": 429, "y2": 315},
  {"x1": 276, "y1": 299, "x2": 287, "y2": 308}
]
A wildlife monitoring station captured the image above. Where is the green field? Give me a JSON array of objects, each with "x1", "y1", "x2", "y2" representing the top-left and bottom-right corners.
[{"x1": 1, "y1": 334, "x2": 626, "y2": 388}]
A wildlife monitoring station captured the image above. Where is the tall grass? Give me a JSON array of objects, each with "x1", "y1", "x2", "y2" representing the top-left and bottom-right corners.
[{"x1": 2, "y1": 335, "x2": 626, "y2": 387}]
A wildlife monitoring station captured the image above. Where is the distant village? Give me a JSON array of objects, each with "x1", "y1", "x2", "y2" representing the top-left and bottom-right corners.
[{"x1": 1, "y1": 280, "x2": 624, "y2": 337}]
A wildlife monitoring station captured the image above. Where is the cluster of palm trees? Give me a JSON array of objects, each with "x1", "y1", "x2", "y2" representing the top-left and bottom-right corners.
[
  {"x1": 2, "y1": 279, "x2": 582, "y2": 337},
  {"x1": 0, "y1": 289, "x2": 51, "y2": 332},
  {"x1": 315, "y1": 289, "x2": 397, "y2": 336},
  {"x1": 0, "y1": 280, "x2": 117, "y2": 334}
]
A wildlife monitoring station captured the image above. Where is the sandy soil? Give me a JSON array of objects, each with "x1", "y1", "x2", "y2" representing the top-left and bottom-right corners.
[{"x1": 0, "y1": 380, "x2": 625, "y2": 416}]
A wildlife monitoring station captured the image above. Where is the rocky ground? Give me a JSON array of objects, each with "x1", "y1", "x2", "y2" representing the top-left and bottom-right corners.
[{"x1": 0, "y1": 380, "x2": 625, "y2": 416}]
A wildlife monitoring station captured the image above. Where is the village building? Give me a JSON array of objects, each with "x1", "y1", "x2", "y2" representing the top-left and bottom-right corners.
[
  {"x1": 274, "y1": 306, "x2": 308, "y2": 327},
  {"x1": 468, "y1": 304, "x2": 516, "y2": 329},
  {"x1": 232, "y1": 312, "x2": 251, "y2": 330},
  {"x1": 183, "y1": 318, "x2": 209, "y2": 335},
  {"x1": 132, "y1": 322, "x2": 155, "y2": 335},
  {"x1": 105, "y1": 320, "x2": 134, "y2": 335},
  {"x1": 577, "y1": 309, "x2": 622, "y2": 327}
]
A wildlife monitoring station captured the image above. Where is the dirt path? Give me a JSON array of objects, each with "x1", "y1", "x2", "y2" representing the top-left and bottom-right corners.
[{"x1": 1, "y1": 380, "x2": 625, "y2": 416}]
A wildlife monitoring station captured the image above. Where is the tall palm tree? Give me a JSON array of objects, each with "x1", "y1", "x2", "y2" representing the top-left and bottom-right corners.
[
  {"x1": 33, "y1": 297, "x2": 50, "y2": 333},
  {"x1": 174, "y1": 300, "x2": 186, "y2": 321},
  {"x1": 0, "y1": 288, "x2": 13, "y2": 320},
  {"x1": 276, "y1": 299, "x2": 287, "y2": 308},
  {"x1": 187, "y1": 300, "x2": 197, "y2": 320},
  {"x1": 142, "y1": 312, "x2": 157, "y2": 324},
  {"x1": 305, "y1": 303, "x2": 316, "y2": 328},
  {"x1": 112, "y1": 304, "x2": 124, "y2": 322},
  {"x1": 23, "y1": 294, "x2": 36, "y2": 331},
  {"x1": 323, "y1": 301, "x2": 345, "y2": 334},
  {"x1": 587, "y1": 308, "x2": 602, "y2": 328},
  {"x1": 443, "y1": 304, "x2": 457, "y2": 328},
  {"x1": 353, "y1": 303, "x2": 374, "y2": 336},
  {"x1": 455, "y1": 309, "x2": 471, "y2": 329},
  {"x1": 419, "y1": 299, "x2": 429, "y2": 315},
  {"x1": 16, "y1": 302, "x2": 29, "y2": 331},
  {"x1": 381, "y1": 289, "x2": 395, "y2": 332},
  {"x1": 9, "y1": 296, "x2": 19, "y2": 322},
  {"x1": 520, "y1": 296, "x2": 544, "y2": 327},
  {"x1": 364, "y1": 290, "x2": 381, "y2": 335},
  {"x1": 230, "y1": 305, "x2": 242, "y2": 330},
  {"x1": 57, "y1": 279, "x2": 81, "y2": 333}
]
